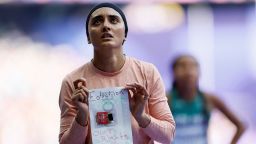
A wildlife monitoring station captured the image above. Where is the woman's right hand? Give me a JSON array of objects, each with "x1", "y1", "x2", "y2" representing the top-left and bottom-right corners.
[{"x1": 72, "y1": 78, "x2": 89, "y2": 126}]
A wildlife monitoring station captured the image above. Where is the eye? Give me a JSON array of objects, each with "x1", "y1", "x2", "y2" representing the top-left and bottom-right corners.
[
  {"x1": 91, "y1": 17, "x2": 103, "y2": 26},
  {"x1": 92, "y1": 19, "x2": 101, "y2": 26},
  {"x1": 110, "y1": 16, "x2": 119, "y2": 24}
]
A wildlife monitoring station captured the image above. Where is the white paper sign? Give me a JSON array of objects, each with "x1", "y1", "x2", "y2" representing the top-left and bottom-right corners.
[{"x1": 89, "y1": 87, "x2": 133, "y2": 144}]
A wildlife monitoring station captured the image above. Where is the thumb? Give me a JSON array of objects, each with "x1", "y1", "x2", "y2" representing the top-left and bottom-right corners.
[{"x1": 73, "y1": 78, "x2": 86, "y2": 89}]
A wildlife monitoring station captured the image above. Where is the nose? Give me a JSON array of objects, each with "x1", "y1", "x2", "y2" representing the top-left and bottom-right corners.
[{"x1": 102, "y1": 20, "x2": 111, "y2": 32}]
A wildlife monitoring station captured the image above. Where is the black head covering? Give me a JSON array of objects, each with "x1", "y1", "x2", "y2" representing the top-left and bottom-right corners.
[{"x1": 85, "y1": 3, "x2": 128, "y2": 40}]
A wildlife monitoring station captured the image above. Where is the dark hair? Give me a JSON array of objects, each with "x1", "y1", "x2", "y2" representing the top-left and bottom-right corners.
[
  {"x1": 170, "y1": 54, "x2": 199, "y2": 89},
  {"x1": 171, "y1": 54, "x2": 198, "y2": 70},
  {"x1": 85, "y1": 3, "x2": 128, "y2": 41}
]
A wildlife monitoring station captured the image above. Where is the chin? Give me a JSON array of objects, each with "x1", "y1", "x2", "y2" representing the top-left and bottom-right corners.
[
  {"x1": 101, "y1": 44, "x2": 116, "y2": 48},
  {"x1": 101, "y1": 42, "x2": 121, "y2": 48}
]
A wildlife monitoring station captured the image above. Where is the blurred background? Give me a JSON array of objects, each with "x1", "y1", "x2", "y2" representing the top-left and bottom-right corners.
[{"x1": 0, "y1": 0, "x2": 255, "y2": 144}]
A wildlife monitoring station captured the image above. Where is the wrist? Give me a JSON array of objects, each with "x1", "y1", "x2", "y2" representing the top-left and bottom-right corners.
[{"x1": 136, "y1": 113, "x2": 151, "y2": 128}]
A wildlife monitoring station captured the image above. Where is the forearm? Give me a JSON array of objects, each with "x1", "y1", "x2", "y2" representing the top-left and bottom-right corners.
[
  {"x1": 60, "y1": 116, "x2": 88, "y2": 144},
  {"x1": 142, "y1": 116, "x2": 175, "y2": 143}
]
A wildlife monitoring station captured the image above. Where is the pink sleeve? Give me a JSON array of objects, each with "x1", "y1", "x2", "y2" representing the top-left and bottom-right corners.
[
  {"x1": 142, "y1": 65, "x2": 175, "y2": 143},
  {"x1": 59, "y1": 76, "x2": 89, "y2": 144}
]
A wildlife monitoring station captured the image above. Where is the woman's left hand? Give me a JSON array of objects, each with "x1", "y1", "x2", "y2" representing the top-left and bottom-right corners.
[{"x1": 126, "y1": 83, "x2": 151, "y2": 127}]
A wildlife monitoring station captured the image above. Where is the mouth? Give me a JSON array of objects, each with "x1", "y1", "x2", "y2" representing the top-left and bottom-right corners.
[{"x1": 101, "y1": 33, "x2": 113, "y2": 39}]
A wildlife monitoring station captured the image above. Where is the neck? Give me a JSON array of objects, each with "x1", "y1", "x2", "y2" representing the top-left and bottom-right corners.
[
  {"x1": 92, "y1": 48, "x2": 125, "y2": 73},
  {"x1": 176, "y1": 84, "x2": 197, "y2": 101}
]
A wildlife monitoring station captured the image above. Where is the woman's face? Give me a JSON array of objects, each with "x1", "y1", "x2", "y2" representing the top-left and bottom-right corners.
[
  {"x1": 173, "y1": 56, "x2": 199, "y2": 88},
  {"x1": 88, "y1": 7, "x2": 125, "y2": 49}
]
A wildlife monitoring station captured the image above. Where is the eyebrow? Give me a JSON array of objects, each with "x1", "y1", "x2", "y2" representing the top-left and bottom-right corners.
[
  {"x1": 109, "y1": 15, "x2": 121, "y2": 19},
  {"x1": 91, "y1": 14, "x2": 121, "y2": 21},
  {"x1": 91, "y1": 15, "x2": 103, "y2": 22}
]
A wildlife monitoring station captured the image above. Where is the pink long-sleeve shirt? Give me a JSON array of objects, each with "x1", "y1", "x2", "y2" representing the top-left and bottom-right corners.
[{"x1": 59, "y1": 56, "x2": 175, "y2": 144}]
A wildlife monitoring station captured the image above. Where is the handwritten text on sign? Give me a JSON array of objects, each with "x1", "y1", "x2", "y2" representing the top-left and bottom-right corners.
[
  {"x1": 89, "y1": 89, "x2": 126, "y2": 101},
  {"x1": 92, "y1": 127, "x2": 131, "y2": 144}
]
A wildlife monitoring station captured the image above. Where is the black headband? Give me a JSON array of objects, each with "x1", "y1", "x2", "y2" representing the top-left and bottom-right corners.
[{"x1": 85, "y1": 3, "x2": 128, "y2": 40}]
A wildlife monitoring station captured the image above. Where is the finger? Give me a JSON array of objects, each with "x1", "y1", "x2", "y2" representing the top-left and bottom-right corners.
[
  {"x1": 127, "y1": 91, "x2": 135, "y2": 111},
  {"x1": 81, "y1": 86, "x2": 89, "y2": 95},
  {"x1": 80, "y1": 90, "x2": 87, "y2": 100},
  {"x1": 127, "y1": 85, "x2": 144, "y2": 96},
  {"x1": 125, "y1": 86, "x2": 135, "y2": 90},
  {"x1": 73, "y1": 89, "x2": 81, "y2": 95},
  {"x1": 133, "y1": 83, "x2": 149, "y2": 96},
  {"x1": 81, "y1": 89, "x2": 88, "y2": 104},
  {"x1": 127, "y1": 89, "x2": 132, "y2": 100},
  {"x1": 72, "y1": 88, "x2": 89, "y2": 105},
  {"x1": 126, "y1": 83, "x2": 143, "y2": 92},
  {"x1": 71, "y1": 93, "x2": 81, "y2": 101},
  {"x1": 125, "y1": 84, "x2": 139, "y2": 90},
  {"x1": 74, "y1": 88, "x2": 88, "y2": 97},
  {"x1": 125, "y1": 85, "x2": 135, "y2": 90},
  {"x1": 133, "y1": 83, "x2": 146, "y2": 91},
  {"x1": 126, "y1": 87, "x2": 137, "y2": 96},
  {"x1": 127, "y1": 82, "x2": 142, "y2": 86},
  {"x1": 73, "y1": 78, "x2": 86, "y2": 89},
  {"x1": 74, "y1": 84, "x2": 89, "y2": 94},
  {"x1": 73, "y1": 89, "x2": 86, "y2": 97},
  {"x1": 128, "y1": 87, "x2": 149, "y2": 102},
  {"x1": 72, "y1": 93, "x2": 85, "y2": 103},
  {"x1": 133, "y1": 82, "x2": 142, "y2": 86},
  {"x1": 126, "y1": 83, "x2": 138, "y2": 87}
]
